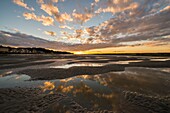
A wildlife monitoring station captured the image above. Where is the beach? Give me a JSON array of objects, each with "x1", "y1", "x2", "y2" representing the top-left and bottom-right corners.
[{"x1": 0, "y1": 54, "x2": 170, "y2": 113}]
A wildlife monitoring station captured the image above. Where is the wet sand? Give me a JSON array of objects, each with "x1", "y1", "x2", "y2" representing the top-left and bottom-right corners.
[
  {"x1": 0, "y1": 88, "x2": 169, "y2": 113},
  {"x1": 17, "y1": 65, "x2": 124, "y2": 80},
  {"x1": 0, "y1": 54, "x2": 170, "y2": 113},
  {"x1": 16, "y1": 60, "x2": 170, "y2": 80},
  {"x1": 0, "y1": 88, "x2": 87, "y2": 113}
]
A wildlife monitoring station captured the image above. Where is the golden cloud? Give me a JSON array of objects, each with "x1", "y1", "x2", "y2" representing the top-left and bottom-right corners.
[
  {"x1": 95, "y1": 0, "x2": 100, "y2": 3},
  {"x1": 55, "y1": 13, "x2": 73, "y2": 23},
  {"x1": 71, "y1": 3, "x2": 95, "y2": 24},
  {"x1": 23, "y1": 12, "x2": 54, "y2": 26},
  {"x1": 75, "y1": 29, "x2": 83, "y2": 39},
  {"x1": 13, "y1": 0, "x2": 34, "y2": 11},
  {"x1": 96, "y1": 2, "x2": 139, "y2": 14},
  {"x1": 112, "y1": 0, "x2": 131, "y2": 4},
  {"x1": 72, "y1": 12, "x2": 93, "y2": 24},
  {"x1": 41, "y1": 3, "x2": 59, "y2": 16},
  {"x1": 44, "y1": 31, "x2": 56, "y2": 36},
  {"x1": 61, "y1": 31, "x2": 74, "y2": 40},
  {"x1": 160, "y1": 5, "x2": 170, "y2": 12},
  {"x1": 37, "y1": 0, "x2": 65, "y2": 4},
  {"x1": 52, "y1": 0, "x2": 59, "y2": 3},
  {"x1": 40, "y1": 3, "x2": 73, "y2": 23}
]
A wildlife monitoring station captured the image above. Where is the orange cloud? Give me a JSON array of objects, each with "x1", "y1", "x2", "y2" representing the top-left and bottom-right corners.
[
  {"x1": 112, "y1": 0, "x2": 131, "y2": 4},
  {"x1": 71, "y1": 3, "x2": 95, "y2": 24},
  {"x1": 44, "y1": 31, "x2": 56, "y2": 36},
  {"x1": 41, "y1": 3, "x2": 59, "y2": 16},
  {"x1": 75, "y1": 29, "x2": 83, "y2": 39},
  {"x1": 23, "y1": 12, "x2": 54, "y2": 26},
  {"x1": 61, "y1": 31, "x2": 74, "y2": 40},
  {"x1": 40, "y1": 3, "x2": 73, "y2": 23},
  {"x1": 52, "y1": 0, "x2": 59, "y2": 3},
  {"x1": 96, "y1": 2, "x2": 138, "y2": 14},
  {"x1": 55, "y1": 13, "x2": 73, "y2": 23},
  {"x1": 95, "y1": 0, "x2": 100, "y2": 3},
  {"x1": 160, "y1": 5, "x2": 170, "y2": 12},
  {"x1": 72, "y1": 12, "x2": 93, "y2": 24},
  {"x1": 13, "y1": 0, "x2": 34, "y2": 11}
]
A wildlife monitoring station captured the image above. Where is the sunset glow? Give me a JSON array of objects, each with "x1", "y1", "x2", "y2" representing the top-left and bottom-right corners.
[
  {"x1": 74, "y1": 51, "x2": 85, "y2": 55},
  {"x1": 1, "y1": 1, "x2": 170, "y2": 112}
]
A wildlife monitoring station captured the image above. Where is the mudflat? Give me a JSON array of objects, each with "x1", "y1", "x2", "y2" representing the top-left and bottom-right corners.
[{"x1": 0, "y1": 54, "x2": 170, "y2": 113}]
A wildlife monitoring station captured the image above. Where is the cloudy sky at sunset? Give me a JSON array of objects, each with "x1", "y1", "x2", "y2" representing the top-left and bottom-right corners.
[{"x1": 0, "y1": 0, "x2": 170, "y2": 53}]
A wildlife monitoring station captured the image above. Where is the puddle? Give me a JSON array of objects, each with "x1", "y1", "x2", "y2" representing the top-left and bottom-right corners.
[
  {"x1": 0, "y1": 67, "x2": 170, "y2": 110},
  {"x1": 49, "y1": 63, "x2": 104, "y2": 69},
  {"x1": 159, "y1": 68, "x2": 170, "y2": 73},
  {"x1": 49, "y1": 60, "x2": 143, "y2": 69},
  {"x1": 0, "y1": 74, "x2": 31, "y2": 88},
  {"x1": 111, "y1": 60, "x2": 143, "y2": 64},
  {"x1": 150, "y1": 58, "x2": 170, "y2": 61},
  {"x1": 1, "y1": 54, "x2": 170, "y2": 111},
  {"x1": 0, "y1": 71, "x2": 13, "y2": 77},
  {"x1": 149, "y1": 68, "x2": 170, "y2": 73},
  {"x1": 0, "y1": 73, "x2": 117, "y2": 110}
]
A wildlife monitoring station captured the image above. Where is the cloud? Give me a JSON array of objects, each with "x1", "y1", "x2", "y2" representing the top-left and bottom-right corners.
[
  {"x1": 44, "y1": 31, "x2": 56, "y2": 36},
  {"x1": 59, "y1": 25, "x2": 73, "y2": 30},
  {"x1": 58, "y1": 0, "x2": 170, "y2": 48},
  {"x1": 0, "y1": 30, "x2": 69, "y2": 50},
  {"x1": 40, "y1": 3, "x2": 59, "y2": 16},
  {"x1": 72, "y1": 12, "x2": 93, "y2": 24},
  {"x1": 94, "y1": 0, "x2": 100, "y2": 3},
  {"x1": 61, "y1": 31, "x2": 74, "y2": 40},
  {"x1": 52, "y1": 0, "x2": 59, "y2": 3},
  {"x1": 1, "y1": 32, "x2": 12, "y2": 37},
  {"x1": 95, "y1": 2, "x2": 139, "y2": 14},
  {"x1": 75, "y1": 29, "x2": 83, "y2": 39},
  {"x1": 37, "y1": 0, "x2": 44, "y2": 4},
  {"x1": 72, "y1": 3, "x2": 95, "y2": 24},
  {"x1": 13, "y1": 0, "x2": 34, "y2": 11},
  {"x1": 160, "y1": 5, "x2": 170, "y2": 12},
  {"x1": 85, "y1": 4, "x2": 170, "y2": 47},
  {"x1": 37, "y1": 0, "x2": 64, "y2": 4},
  {"x1": 10, "y1": 0, "x2": 170, "y2": 51},
  {"x1": 23, "y1": 12, "x2": 54, "y2": 26},
  {"x1": 37, "y1": 28, "x2": 41, "y2": 31},
  {"x1": 39, "y1": 3, "x2": 73, "y2": 23},
  {"x1": 2, "y1": 26, "x2": 20, "y2": 33},
  {"x1": 55, "y1": 13, "x2": 73, "y2": 23},
  {"x1": 12, "y1": 28, "x2": 19, "y2": 32}
]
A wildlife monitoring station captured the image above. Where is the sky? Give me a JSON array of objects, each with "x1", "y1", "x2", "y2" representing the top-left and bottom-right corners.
[{"x1": 0, "y1": 0, "x2": 170, "y2": 53}]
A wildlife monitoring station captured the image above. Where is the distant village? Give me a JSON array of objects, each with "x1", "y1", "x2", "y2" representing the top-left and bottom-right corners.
[{"x1": 0, "y1": 45, "x2": 71, "y2": 54}]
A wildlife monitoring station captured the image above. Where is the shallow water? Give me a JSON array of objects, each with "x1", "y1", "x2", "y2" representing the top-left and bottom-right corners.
[
  {"x1": 0, "y1": 67, "x2": 170, "y2": 110},
  {"x1": 0, "y1": 54, "x2": 170, "y2": 112},
  {"x1": 49, "y1": 63, "x2": 104, "y2": 69}
]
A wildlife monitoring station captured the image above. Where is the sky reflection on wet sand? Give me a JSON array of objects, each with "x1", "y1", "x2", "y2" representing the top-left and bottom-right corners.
[{"x1": 0, "y1": 55, "x2": 170, "y2": 111}]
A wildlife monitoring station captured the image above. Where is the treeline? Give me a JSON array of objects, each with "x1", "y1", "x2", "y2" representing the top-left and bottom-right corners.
[{"x1": 0, "y1": 45, "x2": 72, "y2": 54}]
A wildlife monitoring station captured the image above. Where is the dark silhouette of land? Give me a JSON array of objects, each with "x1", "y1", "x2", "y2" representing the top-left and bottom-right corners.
[
  {"x1": 1, "y1": 45, "x2": 170, "y2": 56},
  {"x1": 0, "y1": 45, "x2": 72, "y2": 54}
]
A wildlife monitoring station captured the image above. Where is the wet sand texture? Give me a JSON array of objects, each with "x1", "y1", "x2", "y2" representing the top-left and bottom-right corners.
[{"x1": 17, "y1": 64, "x2": 124, "y2": 80}]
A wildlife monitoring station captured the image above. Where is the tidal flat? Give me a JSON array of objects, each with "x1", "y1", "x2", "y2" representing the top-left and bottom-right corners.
[{"x1": 0, "y1": 54, "x2": 170, "y2": 113}]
